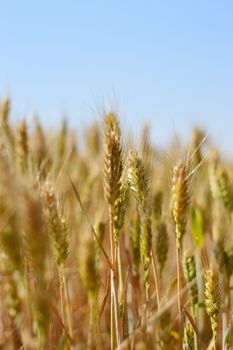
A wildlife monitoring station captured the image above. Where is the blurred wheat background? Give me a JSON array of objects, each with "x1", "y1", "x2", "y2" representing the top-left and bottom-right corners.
[{"x1": 0, "y1": 98, "x2": 233, "y2": 349}]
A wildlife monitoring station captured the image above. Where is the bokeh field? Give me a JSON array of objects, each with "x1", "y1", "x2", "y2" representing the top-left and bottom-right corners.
[{"x1": 0, "y1": 97, "x2": 232, "y2": 350}]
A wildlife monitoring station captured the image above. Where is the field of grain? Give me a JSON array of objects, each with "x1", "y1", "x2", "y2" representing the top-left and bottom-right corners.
[{"x1": 0, "y1": 97, "x2": 232, "y2": 350}]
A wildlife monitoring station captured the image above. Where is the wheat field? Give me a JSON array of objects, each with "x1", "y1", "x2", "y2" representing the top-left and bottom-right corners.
[{"x1": 0, "y1": 97, "x2": 232, "y2": 350}]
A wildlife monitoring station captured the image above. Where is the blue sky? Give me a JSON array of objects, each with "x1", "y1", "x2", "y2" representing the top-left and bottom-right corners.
[{"x1": 0, "y1": 1, "x2": 233, "y2": 152}]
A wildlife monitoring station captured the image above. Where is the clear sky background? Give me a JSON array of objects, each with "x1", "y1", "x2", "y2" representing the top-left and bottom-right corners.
[{"x1": 0, "y1": 1, "x2": 233, "y2": 152}]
